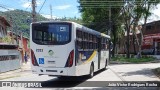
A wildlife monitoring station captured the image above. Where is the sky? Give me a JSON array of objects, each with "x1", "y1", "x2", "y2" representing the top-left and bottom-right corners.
[
  {"x1": 0, "y1": 0, "x2": 81, "y2": 19},
  {"x1": 0, "y1": 0, "x2": 159, "y2": 21}
]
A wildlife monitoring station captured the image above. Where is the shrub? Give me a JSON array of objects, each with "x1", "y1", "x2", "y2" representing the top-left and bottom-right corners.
[{"x1": 2, "y1": 36, "x2": 12, "y2": 44}]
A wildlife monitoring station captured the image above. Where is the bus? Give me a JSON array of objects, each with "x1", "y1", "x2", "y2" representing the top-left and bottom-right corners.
[{"x1": 30, "y1": 21, "x2": 110, "y2": 78}]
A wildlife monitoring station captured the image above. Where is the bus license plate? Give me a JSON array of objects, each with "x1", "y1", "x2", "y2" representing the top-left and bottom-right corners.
[{"x1": 48, "y1": 61, "x2": 55, "y2": 64}]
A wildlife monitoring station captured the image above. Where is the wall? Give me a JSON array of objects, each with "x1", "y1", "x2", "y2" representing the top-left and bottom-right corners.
[
  {"x1": 0, "y1": 50, "x2": 21, "y2": 73},
  {"x1": 23, "y1": 38, "x2": 28, "y2": 52}
]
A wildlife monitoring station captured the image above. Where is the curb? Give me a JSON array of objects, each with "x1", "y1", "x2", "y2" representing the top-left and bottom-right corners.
[
  {"x1": 110, "y1": 60, "x2": 160, "y2": 64},
  {"x1": 0, "y1": 69, "x2": 32, "y2": 80}
]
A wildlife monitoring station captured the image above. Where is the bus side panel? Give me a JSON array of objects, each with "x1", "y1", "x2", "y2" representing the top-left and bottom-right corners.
[
  {"x1": 93, "y1": 51, "x2": 99, "y2": 72},
  {"x1": 74, "y1": 23, "x2": 100, "y2": 76},
  {"x1": 75, "y1": 50, "x2": 99, "y2": 76}
]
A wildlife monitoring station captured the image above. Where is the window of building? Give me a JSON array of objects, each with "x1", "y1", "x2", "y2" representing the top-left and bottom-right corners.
[{"x1": 146, "y1": 25, "x2": 153, "y2": 30}]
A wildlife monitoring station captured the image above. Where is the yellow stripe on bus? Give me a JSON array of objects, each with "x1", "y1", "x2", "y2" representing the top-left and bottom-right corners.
[{"x1": 83, "y1": 51, "x2": 97, "y2": 64}]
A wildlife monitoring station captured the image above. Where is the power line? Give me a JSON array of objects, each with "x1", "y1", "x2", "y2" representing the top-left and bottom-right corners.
[
  {"x1": 25, "y1": 3, "x2": 31, "y2": 11},
  {"x1": 0, "y1": 4, "x2": 11, "y2": 11},
  {"x1": 38, "y1": 0, "x2": 47, "y2": 13}
]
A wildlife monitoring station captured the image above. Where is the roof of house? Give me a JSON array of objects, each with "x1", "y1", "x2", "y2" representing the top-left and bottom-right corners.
[
  {"x1": 143, "y1": 20, "x2": 160, "y2": 26},
  {"x1": 0, "y1": 16, "x2": 11, "y2": 27}
]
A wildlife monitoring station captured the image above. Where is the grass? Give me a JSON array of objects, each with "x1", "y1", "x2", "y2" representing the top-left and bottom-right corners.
[{"x1": 111, "y1": 56, "x2": 155, "y2": 63}]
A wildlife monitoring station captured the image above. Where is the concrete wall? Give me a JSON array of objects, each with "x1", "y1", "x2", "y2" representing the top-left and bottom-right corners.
[{"x1": 0, "y1": 50, "x2": 21, "y2": 73}]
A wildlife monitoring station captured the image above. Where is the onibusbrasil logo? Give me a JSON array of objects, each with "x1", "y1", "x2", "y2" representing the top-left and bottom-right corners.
[{"x1": 48, "y1": 50, "x2": 54, "y2": 56}]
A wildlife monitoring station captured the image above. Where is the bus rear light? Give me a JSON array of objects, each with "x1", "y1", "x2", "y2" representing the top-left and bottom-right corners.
[
  {"x1": 31, "y1": 49, "x2": 39, "y2": 66},
  {"x1": 65, "y1": 50, "x2": 74, "y2": 67}
]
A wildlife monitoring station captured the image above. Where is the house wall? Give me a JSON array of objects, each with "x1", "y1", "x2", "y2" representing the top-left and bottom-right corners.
[
  {"x1": 0, "y1": 49, "x2": 21, "y2": 73},
  {"x1": 23, "y1": 38, "x2": 28, "y2": 52},
  {"x1": 118, "y1": 20, "x2": 160, "y2": 55},
  {"x1": 143, "y1": 21, "x2": 160, "y2": 35},
  {"x1": 0, "y1": 17, "x2": 21, "y2": 73}
]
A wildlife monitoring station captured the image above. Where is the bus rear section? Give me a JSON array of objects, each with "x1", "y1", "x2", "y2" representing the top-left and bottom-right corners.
[{"x1": 30, "y1": 22, "x2": 76, "y2": 76}]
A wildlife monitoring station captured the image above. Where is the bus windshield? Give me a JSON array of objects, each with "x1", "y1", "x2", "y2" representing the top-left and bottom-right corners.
[{"x1": 32, "y1": 23, "x2": 71, "y2": 45}]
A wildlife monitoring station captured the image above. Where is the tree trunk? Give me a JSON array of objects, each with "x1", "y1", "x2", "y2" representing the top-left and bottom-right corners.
[
  {"x1": 126, "y1": 26, "x2": 130, "y2": 58},
  {"x1": 112, "y1": 25, "x2": 116, "y2": 57},
  {"x1": 132, "y1": 35, "x2": 137, "y2": 55}
]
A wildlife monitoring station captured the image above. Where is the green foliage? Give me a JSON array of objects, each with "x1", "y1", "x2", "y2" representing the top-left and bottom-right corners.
[
  {"x1": 0, "y1": 9, "x2": 48, "y2": 38},
  {"x1": 79, "y1": 0, "x2": 123, "y2": 33},
  {"x1": 60, "y1": 17, "x2": 83, "y2": 24},
  {"x1": 111, "y1": 55, "x2": 155, "y2": 63},
  {"x1": 1, "y1": 36, "x2": 12, "y2": 44}
]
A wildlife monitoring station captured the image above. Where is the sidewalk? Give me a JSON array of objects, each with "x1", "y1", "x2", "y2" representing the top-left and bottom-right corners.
[{"x1": 0, "y1": 60, "x2": 32, "y2": 80}]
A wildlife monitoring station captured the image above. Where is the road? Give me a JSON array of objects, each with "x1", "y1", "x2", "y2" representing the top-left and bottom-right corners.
[{"x1": 0, "y1": 63, "x2": 160, "y2": 90}]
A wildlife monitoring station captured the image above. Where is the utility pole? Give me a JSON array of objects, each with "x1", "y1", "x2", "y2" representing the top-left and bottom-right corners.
[
  {"x1": 32, "y1": 0, "x2": 36, "y2": 22},
  {"x1": 50, "y1": 5, "x2": 53, "y2": 19},
  {"x1": 108, "y1": 5, "x2": 111, "y2": 35},
  {"x1": 108, "y1": 4, "x2": 112, "y2": 60}
]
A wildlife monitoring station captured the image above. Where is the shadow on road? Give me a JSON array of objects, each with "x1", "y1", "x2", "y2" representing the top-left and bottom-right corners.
[
  {"x1": 119, "y1": 68, "x2": 157, "y2": 78},
  {"x1": 40, "y1": 69, "x2": 107, "y2": 88}
]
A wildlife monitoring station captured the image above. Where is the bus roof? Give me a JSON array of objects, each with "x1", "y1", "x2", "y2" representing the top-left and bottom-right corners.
[
  {"x1": 101, "y1": 33, "x2": 110, "y2": 38},
  {"x1": 31, "y1": 21, "x2": 74, "y2": 24},
  {"x1": 31, "y1": 21, "x2": 110, "y2": 38}
]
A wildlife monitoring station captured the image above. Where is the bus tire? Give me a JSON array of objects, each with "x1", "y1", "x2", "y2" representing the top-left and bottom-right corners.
[{"x1": 89, "y1": 64, "x2": 94, "y2": 78}]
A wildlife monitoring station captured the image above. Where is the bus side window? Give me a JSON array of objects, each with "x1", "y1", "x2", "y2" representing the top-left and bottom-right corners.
[
  {"x1": 92, "y1": 35, "x2": 97, "y2": 49},
  {"x1": 76, "y1": 30, "x2": 82, "y2": 40},
  {"x1": 84, "y1": 32, "x2": 87, "y2": 41},
  {"x1": 89, "y1": 34, "x2": 91, "y2": 41},
  {"x1": 79, "y1": 31, "x2": 82, "y2": 41},
  {"x1": 76, "y1": 30, "x2": 83, "y2": 50},
  {"x1": 88, "y1": 34, "x2": 92, "y2": 50},
  {"x1": 82, "y1": 32, "x2": 85, "y2": 41},
  {"x1": 104, "y1": 38, "x2": 107, "y2": 50},
  {"x1": 107, "y1": 38, "x2": 110, "y2": 50}
]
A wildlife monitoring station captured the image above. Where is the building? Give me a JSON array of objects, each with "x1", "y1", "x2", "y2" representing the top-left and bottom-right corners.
[
  {"x1": 8, "y1": 31, "x2": 30, "y2": 63},
  {"x1": 0, "y1": 16, "x2": 21, "y2": 73},
  {"x1": 142, "y1": 20, "x2": 160, "y2": 55},
  {"x1": 118, "y1": 20, "x2": 160, "y2": 55},
  {"x1": 19, "y1": 35, "x2": 30, "y2": 63}
]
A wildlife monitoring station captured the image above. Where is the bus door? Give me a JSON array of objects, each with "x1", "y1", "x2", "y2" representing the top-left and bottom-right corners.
[{"x1": 98, "y1": 37, "x2": 101, "y2": 69}]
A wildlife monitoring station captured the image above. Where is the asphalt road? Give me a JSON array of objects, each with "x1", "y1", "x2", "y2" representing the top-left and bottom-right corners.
[{"x1": 1, "y1": 63, "x2": 160, "y2": 90}]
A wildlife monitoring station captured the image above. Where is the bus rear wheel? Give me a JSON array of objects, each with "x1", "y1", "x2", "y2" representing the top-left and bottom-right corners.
[{"x1": 89, "y1": 64, "x2": 94, "y2": 78}]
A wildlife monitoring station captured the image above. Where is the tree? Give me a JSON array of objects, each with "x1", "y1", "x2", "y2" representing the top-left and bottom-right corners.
[
  {"x1": 120, "y1": 0, "x2": 160, "y2": 58},
  {"x1": 78, "y1": 0, "x2": 124, "y2": 57},
  {"x1": 79, "y1": 0, "x2": 160, "y2": 58}
]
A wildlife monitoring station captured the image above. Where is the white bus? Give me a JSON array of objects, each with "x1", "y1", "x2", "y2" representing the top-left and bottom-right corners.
[{"x1": 30, "y1": 21, "x2": 110, "y2": 78}]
